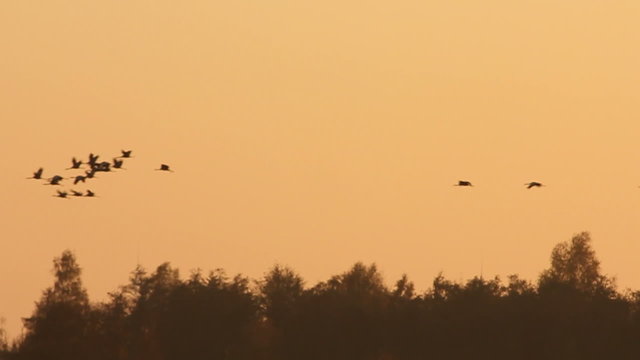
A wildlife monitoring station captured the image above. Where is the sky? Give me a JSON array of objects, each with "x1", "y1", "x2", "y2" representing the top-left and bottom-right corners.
[{"x1": 2, "y1": 0, "x2": 640, "y2": 339}]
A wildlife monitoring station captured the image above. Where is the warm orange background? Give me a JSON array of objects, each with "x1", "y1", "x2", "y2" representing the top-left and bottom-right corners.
[{"x1": 2, "y1": 0, "x2": 640, "y2": 338}]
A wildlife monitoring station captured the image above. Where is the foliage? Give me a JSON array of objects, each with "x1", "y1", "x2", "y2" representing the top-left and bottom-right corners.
[
  {"x1": 10, "y1": 232, "x2": 640, "y2": 360},
  {"x1": 18, "y1": 250, "x2": 91, "y2": 360}
]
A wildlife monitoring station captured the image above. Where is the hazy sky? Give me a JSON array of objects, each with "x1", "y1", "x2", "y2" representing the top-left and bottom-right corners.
[{"x1": 2, "y1": 0, "x2": 640, "y2": 338}]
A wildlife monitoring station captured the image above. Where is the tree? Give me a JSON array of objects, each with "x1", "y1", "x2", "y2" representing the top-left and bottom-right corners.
[
  {"x1": 0, "y1": 317, "x2": 8, "y2": 354},
  {"x1": 257, "y1": 265, "x2": 305, "y2": 359},
  {"x1": 19, "y1": 250, "x2": 91, "y2": 360},
  {"x1": 289, "y1": 263, "x2": 390, "y2": 360},
  {"x1": 392, "y1": 274, "x2": 415, "y2": 300},
  {"x1": 539, "y1": 232, "x2": 615, "y2": 296},
  {"x1": 536, "y1": 232, "x2": 632, "y2": 359},
  {"x1": 258, "y1": 265, "x2": 304, "y2": 327}
]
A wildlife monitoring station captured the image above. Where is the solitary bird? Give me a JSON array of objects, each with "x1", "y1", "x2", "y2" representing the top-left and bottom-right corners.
[
  {"x1": 454, "y1": 180, "x2": 473, "y2": 187},
  {"x1": 71, "y1": 190, "x2": 84, "y2": 197},
  {"x1": 113, "y1": 158, "x2": 124, "y2": 169},
  {"x1": 28, "y1": 168, "x2": 44, "y2": 180},
  {"x1": 525, "y1": 182, "x2": 544, "y2": 189},
  {"x1": 67, "y1": 157, "x2": 83, "y2": 169},
  {"x1": 156, "y1": 164, "x2": 173, "y2": 172},
  {"x1": 85, "y1": 189, "x2": 95, "y2": 197},
  {"x1": 120, "y1": 150, "x2": 132, "y2": 158},
  {"x1": 47, "y1": 175, "x2": 64, "y2": 185},
  {"x1": 55, "y1": 190, "x2": 68, "y2": 198}
]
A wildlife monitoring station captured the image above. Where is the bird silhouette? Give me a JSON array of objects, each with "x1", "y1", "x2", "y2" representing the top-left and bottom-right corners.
[
  {"x1": 85, "y1": 169, "x2": 96, "y2": 179},
  {"x1": 85, "y1": 189, "x2": 95, "y2": 197},
  {"x1": 70, "y1": 190, "x2": 84, "y2": 197},
  {"x1": 47, "y1": 175, "x2": 64, "y2": 185},
  {"x1": 28, "y1": 168, "x2": 44, "y2": 180},
  {"x1": 88, "y1": 153, "x2": 100, "y2": 167},
  {"x1": 155, "y1": 164, "x2": 173, "y2": 172},
  {"x1": 113, "y1": 158, "x2": 124, "y2": 169},
  {"x1": 72, "y1": 175, "x2": 86, "y2": 185},
  {"x1": 55, "y1": 190, "x2": 68, "y2": 198},
  {"x1": 66, "y1": 157, "x2": 83, "y2": 169},
  {"x1": 454, "y1": 180, "x2": 473, "y2": 187},
  {"x1": 120, "y1": 150, "x2": 132, "y2": 158},
  {"x1": 525, "y1": 182, "x2": 544, "y2": 189},
  {"x1": 93, "y1": 161, "x2": 111, "y2": 172}
]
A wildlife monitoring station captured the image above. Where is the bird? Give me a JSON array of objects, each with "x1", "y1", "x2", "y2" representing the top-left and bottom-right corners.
[
  {"x1": 55, "y1": 190, "x2": 68, "y2": 198},
  {"x1": 454, "y1": 180, "x2": 473, "y2": 187},
  {"x1": 93, "y1": 161, "x2": 111, "y2": 172},
  {"x1": 28, "y1": 168, "x2": 44, "y2": 180},
  {"x1": 525, "y1": 182, "x2": 544, "y2": 189},
  {"x1": 112, "y1": 158, "x2": 124, "y2": 169},
  {"x1": 66, "y1": 157, "x2": 83, "y2": 169},
  {"x1": 47, "y1": 175, "x2": 64, "y2": 185},
  {"x1": 72, "y1": 175, "x2": 86, "y2": 185},
  {"x1": 155, "y1": 164, "x2": 173, "y2": 172},
  {"x1": 85, "y1": 169, "x2": 96, "y2": 179},
  {"x1": 88, "y1": 153, "x2": 100, "y2": 167},
  {"x1": 120, "y1": 150, "x2": 132, "y2": 158},
  {"x1": 85, "y1": 189, "x2": 95, "y2": 197},
  {"x1": 70, "y1": 190, "x2": 84, "y2": 197}
]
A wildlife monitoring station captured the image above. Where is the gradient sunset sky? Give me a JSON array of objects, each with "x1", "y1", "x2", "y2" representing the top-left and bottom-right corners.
[{"x1": 2, "y1": 0, "x2": 640, "y2": 338}]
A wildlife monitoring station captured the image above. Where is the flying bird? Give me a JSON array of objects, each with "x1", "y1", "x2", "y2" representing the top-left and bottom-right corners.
[
  {"x1": 85, "y1": 169, "x2": 96, "y2": 179},
  {"x1": 93, "y1": 161, "x2": 111, "y2": 172},
  {"x1": 454, "y1": 180, "x2": 473, "y2": 187},
  {"x1": 67, "y1": 157, "x2": 83, "y2": 169},
  {"x1": 525, "y1": 182, "x2": 544, "y2": 189},
  {"x1": 28, "y1": 168, "x2": 44, "y2": 180},
  {"x1": 88, "y1": 153, "x2": 99, "y2": 167},
  {"x1": 70, "y1": 190, "x2": 84, "y2": 197},
  {"x1": 120, "y1": 150, "x2": 132, "y2": 158},
  {"x1": 55, "y1": 190, "x2": 68, "y2": 198},
  {"x1": 72, "y1": 175, "x2": 86, "y2": 185},
  {"x1": 85, "y1": 189, "x2": 95, "y2": 197},
  {"x1": 47, "y1": 175, "x2": 64, "y2": 185},
  {"x1": 113, "y1": 158, "x2": 124, "y2": 169},
  {"x1": 155, "y1": 164, "x2": 173, "y2": 172}
]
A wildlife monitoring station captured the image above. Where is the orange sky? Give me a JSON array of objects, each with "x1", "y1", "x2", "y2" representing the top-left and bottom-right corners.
[{"x1": 2, "y1": 0, "x2": 640, "y2": 339}]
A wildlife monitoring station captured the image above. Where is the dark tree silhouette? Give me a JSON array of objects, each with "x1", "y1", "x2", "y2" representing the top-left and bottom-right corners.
[
  {"x1": 288, "y1": 262, "x2": 390, "y2": 360},
  {"x1": 19, "y1": 250, "x2": 91, "y2": 360},
  {"x1": 539, "y1": 231, "x2": 616, "y2": 296},
  {"x1": 257, "y1": 265, "x2": 304, "y2": 359},
  {"x1": 8, "y1": 232, "x2": 640, "y2": 360},
  {"x1": 0, "y1": 318, "x2": 9, "y2": 356}
]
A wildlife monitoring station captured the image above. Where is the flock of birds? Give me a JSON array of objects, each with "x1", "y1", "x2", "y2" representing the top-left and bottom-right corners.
[
  {"x1": 28, "y1": 153, "x2": 545, "y2": 199},
  {"x1": 455, "y1": 180, "x2": 544, "y2": 189},
  {"x1": 27, "y1": 150, "x2": 174, "y2": 198}
]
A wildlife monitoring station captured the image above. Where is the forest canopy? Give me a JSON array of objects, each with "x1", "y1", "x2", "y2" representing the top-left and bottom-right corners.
[{"x1": 2, "y1": 231, "x2": 640, "y2": 360}]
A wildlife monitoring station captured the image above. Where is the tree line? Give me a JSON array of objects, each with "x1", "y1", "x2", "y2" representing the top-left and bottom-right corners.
[{"x1": 1, "y1": 232, "x2": 640, "y2": 360}]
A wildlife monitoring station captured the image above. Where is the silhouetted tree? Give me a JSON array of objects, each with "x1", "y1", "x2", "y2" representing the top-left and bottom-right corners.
[
  {"x1": 9, "y1": 232, "x2": 640, "y2": 360},
  {"x1": 0, "y1": 318, "x2": 9, "y2": 358},
  {"x1": 536, "y1": 232, "x2": 635, "y2": 359},
  {"x1": 289, "y1": 263, "x2": 389, "y2": 360},
  {"x1": 258, "y1": 265, "x2": 304, "y2": 327},
  {"x1": 257, "y1": 265, "x2": 304, "y2": 359},
  {"x1": 19, "y1": 250, "x2": 91, "y2": 360},
  {"x1": 126, "y1": 262, "x2": 180, "y2": 360},
  {"x1": 85, "y1": 289, "x2": 132, "y2": 360},
  {"x1": 385, "y1": 274, "x2": 423, "y2": 360},
  {"x1": 539, "y1": 231, "x2": 615, "y2": 296},
  {"x1": 122, "y1": 264, "x2": 260, "y2": 360}
]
